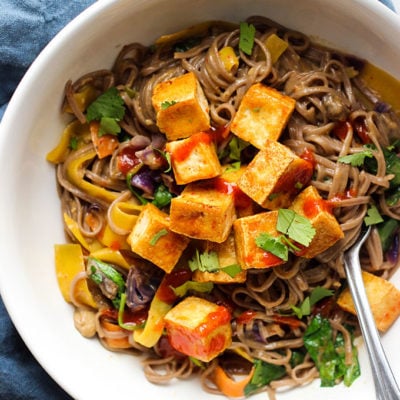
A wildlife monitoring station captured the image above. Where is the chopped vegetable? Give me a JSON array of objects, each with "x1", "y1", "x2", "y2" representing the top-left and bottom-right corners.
[
  {"x1": 338, "y1": 148, "x2": 374, "y2": 166},
  {"x1": 161, "y1": 100, "x2": 178, "y2": 109},
  {"x1": 221, "y1": 263, "x2": 242, "y2": 278},
  {"x1": 364, "y1": 204, "x2": 384, "y2": 226},
  {"x1": 239, "y1": 22, "x2": 256, "y2": 55},
  {"x1": 152, "y1": 184, "x2": 173, "y2": 208},
  {"x1": 218, "y1": 46, "x2": 239, "y2": 72},
  {"x1": 264, "y1": 33, "x2": 288, "y2": 64},
  {"x1": 171, "y1": 281, "x2": 214, "y2": 297},
  {"x1": 291, "y1": 286, "x2": 334, "y2": 319},
  {"x1": 86, "y1": 87, "x2": 125, "y2": 136},
  {"x1": 244, "y1": 359, "x2": 286, "y2": 396},
  {"x1": 87, "y1": 257, "x2": 126, "y2": 309},
  {"x1": 189, "y1": 249, "x2": 220, "y2": 273},
  {"x1": 378, "y1": 218, "x2": 399, "y2": 252},
  {"x1": 255, "y1": 233, "x2": 289, "y2": 261},
  {"x1": 150, "y1": 228, "x2": 169, "y2": 245},
  {"x1": 303, "y1": 315, "x2": 360, "y2": 387},
  {"x1": 213, "y1": 365, "x2": 254, "y2": 398},
  {"x1": 277, "y1": 209, "x2": 316, "y2": 247}
]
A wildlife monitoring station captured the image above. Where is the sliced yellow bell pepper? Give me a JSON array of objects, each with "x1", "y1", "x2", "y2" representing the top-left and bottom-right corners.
[
  {"x1": 54, "y1": 243, "x2": 97, "y2": 308},
  {"x1": 265, "y1": 33, "x2": 289, "y2": 64},
  {"x1": 65, "y1": 148, "x2": 119, "y2": 204},
  {"x1": 46, "y1": 120, "x2": 90, "y2": 164},
  {"x1": 63, "y1": 213, "x2": 103, "y2": 253},
  {"x1": 63, "y1": 85, "x2": 98, "y2": 114},
  {"x1": 97, "y1": 223, "x2": 130, "y2": 251},
  {"x1": 90, "y1": 247, "x2": 131, "y2": 270},
  {"x1": 133, "y1": 269, "x2": 191, "y2": 348},
  {"x1": 359, "y1": 62, "x2": 400, "y2": 115},
  {"x1": 219, "y1": 46, "x2": 239, "y2": 72}
]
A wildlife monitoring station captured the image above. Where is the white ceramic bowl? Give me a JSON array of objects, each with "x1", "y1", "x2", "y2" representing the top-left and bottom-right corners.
[{"x1": 1, "y1": 0, "x2": 400, "y2": 399}]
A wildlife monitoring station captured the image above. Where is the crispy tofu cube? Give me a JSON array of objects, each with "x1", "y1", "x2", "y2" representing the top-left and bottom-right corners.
[
  {"x1": 233, "y1": 211, "x2": 285, "y2": 270},
  {"x1": 337, "y1": 271, "x2": 400, "y2": 332},
  {"x1": 127, "y1": 203, "x2": 189, "y2": 273},
  {"x1": 220, "y1": 166, "x2": 260, "y2": 217},
  {"x1": 237, "y1": 140, "x2": 313, "y2": 210},
  {"x1": 166, "y1": 132, "x2": 222, "y2": 185},
  {"x1": 290, "y1": 186, "x2": 344, "y2": 258},
  {"x1": 164, "y1": 296, "x2": 232, "y2": 362},
  {"x1": 230, "y1": 83, "x2": 295, "y2": 149},
  {"x1": 152, "y1": 72, "x2": 210, "y2": 140},
  {"x1": 169, "y1": 181, "x2": 236, "y2": 243},
  {"x1": 193, "y1": 234, "x2": 247, "y2": 284}
]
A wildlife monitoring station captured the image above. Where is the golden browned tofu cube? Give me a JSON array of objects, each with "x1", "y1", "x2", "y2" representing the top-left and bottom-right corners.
[
  {"x1": 152, "y1": 72, "x2": 210, "y2": 140},
  {"x1": 166, "y1": 132, "x2": 222, "y2": 185},
  {"x1": 237, "y1": 140, "x2": 313, "y2": 210},
  {"x1": 290, "y1": 186, "x2": 344, "y2": 258},
  {"x1": 193, "y1": 233, "x2": 247, "y2": 284},
  {"x1": 220, "y1": 166, "x2": 260, "y2": 217},
  {"x1": 164, "y1": 296, "x2": 232, "y2": 362},
  {"x1": 169, "y1": 181, "x2": 236, "y2": 243},
  {"x1": 230, "y1": 83, "x2": 295, "y2": 149},
  {"x1": 337, "y1": 271, "x2": 400, "y2": 332},
  {"x1": 233, "y1": 211, "x2": 285, "y2": 270},
  {"x1": 127, "y1": 203, "x2": 189, "y2": 273}
]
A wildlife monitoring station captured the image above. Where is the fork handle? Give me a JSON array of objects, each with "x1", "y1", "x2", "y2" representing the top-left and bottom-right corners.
[{"x1": 344, "y1": 251, "x2": 400, "y2": 400}]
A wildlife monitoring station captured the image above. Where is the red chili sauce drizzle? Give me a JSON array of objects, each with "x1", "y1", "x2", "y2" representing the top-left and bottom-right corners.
[
  {"x1": 156, "y1": 268, "x2": 192, "y2": 304},
  {"x1": 212, "y1": 177, "x2": 253, "y2": 209},
  {"x1": 171, "y1": 132, "x2": 214, "y2": 162},
  {"x1": 117, "y1": 146, "x2": 141, "y2": 175}
]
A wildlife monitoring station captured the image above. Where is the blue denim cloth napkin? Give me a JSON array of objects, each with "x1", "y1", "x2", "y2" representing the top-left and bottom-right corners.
[
  {"x1": 0, "y1": 3, "x2": 95, "y2": 398},
  {"x1": 0, "y1": 1, "x2": 397, "y2": 400}
]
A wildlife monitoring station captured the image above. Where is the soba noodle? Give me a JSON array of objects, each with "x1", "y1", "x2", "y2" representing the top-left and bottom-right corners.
[{"x1": 50, "y1": 16, "x2": 400, "y2": 398}]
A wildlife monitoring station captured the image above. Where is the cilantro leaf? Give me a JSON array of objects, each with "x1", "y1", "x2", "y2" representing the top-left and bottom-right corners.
[
  {"x1": 239, "y1": 22, "x2": 256, "y2": 55},
  {"x1": 221, "y1": 263, "x2": 242, "y2": 278},
  {"x1": 364, "y1": 204, "x2": 384, "y2": 226},
  {"x1": 86, "y1": 87, "x2": 125, "y2": 136},
  {"x1": 338, "y1": 149, "x2": 373, "y2": 167},
  {"x1": 291, "y1": 286, "x2": 333, "y2": 319},
  {"x1": 255, "y1": 233, "x2": 288, "y2": 261},
  {"x1": 188, "y1": 250, "x2": 220, "y2": 273},
  {"x1": 277, "y1": 209, "x2": 316, "y2": 247},
  {"x1": 228, "y1": 136, "x2": 249, "y2": 161}
]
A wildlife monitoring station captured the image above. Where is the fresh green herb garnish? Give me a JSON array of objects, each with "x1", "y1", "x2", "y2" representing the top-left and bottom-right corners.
[
  {"x1": 364, "y1": 204, "x2": 384, "y2": 226},
  {"x1": 304, "y1": 315, "x2": 360, "y2": 387},
  {"x1": 69, "y1": 136, "x2": 78, "y2": 150},
  {"x1": 161, "y1": 100, "x2": 178, "y2": 110},
  {"x1": 126, "y1": 167, "x2": 149, "y2": 205},
  {"x1": 338, "y1": 148, "x2": 374, "y2": 167},
  {"x1": 255, "y1": 210, "x2": 316, "y2": 261},
  {"x1": 291, "y1": 286, "x2": 334, "y2": 319},
  {"x1": 244, "y1": 359, "x2": 286, "y2": 396},
  {"x1": 86, "y1": 87, "x2": 125, "y2": 136},
  {"x1": 189, "y1": 249, "x2": 220, "y2": 273},
  {"x1": 189, "y1": 356, "x2": 206, "y2": 369},
  {"x1": 172, "y1": 281, "x2": 214, "y2": 297},
  {"x1": 87, "y1": 257, "x2": 125, "y2": 309},
  {"x1": 228, "y1": 136, "x2": 249, "y2": 161},
  {"x1": 152, "y1": 184, "x2": 173, "y2": 208},
  {"x1": 224, "y1": 161, "x2": 241, "y2": 173},
  {"x1": 221, "y1": 263, "x2": 242, "y2": 278},
  {"x1": 239, "y1": 22, "x2": 256, "y2": 55},
  {"x1": 277, "y1": 209, "x2": 316, "y2": 247},
  {"x1": 150, "y1": 228, "x2": 169, "y2": 245},
  {"x1": 255, "y1": 233, "x2": 289, "y2": 261}
]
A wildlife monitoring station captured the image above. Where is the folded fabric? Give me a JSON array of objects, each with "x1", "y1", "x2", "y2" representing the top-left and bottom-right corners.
[
  {"x1": 0, "y1": 0, "x2": 96, "y2": 118},
  {"x1": 0, "y1": 3, "x2": 95, "y2": 398}
]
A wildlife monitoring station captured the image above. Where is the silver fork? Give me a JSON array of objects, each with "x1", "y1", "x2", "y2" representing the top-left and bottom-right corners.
[{"x1": 344, "y1": 226, "x2": 400, "y2": 400}]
